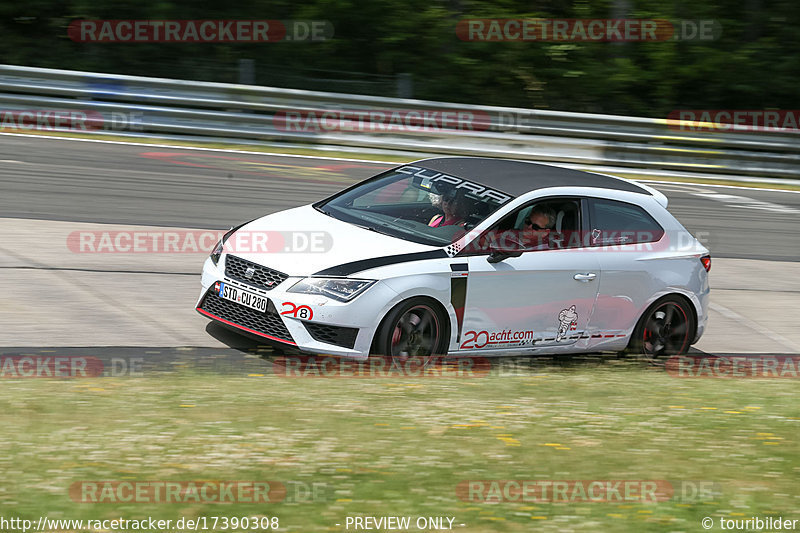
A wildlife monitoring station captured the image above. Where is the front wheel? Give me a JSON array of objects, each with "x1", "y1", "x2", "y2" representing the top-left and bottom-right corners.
[
  {"x1": 627, "y1": 295, "x2": 696, "y2": 363},
  {"x1": 372, "y1": 298, "x2": 449, "y2": 365}
]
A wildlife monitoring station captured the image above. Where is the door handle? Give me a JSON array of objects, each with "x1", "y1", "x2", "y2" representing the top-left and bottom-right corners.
[{"x1": 573, "y1": 272, "x2": 597, "y2": 282}]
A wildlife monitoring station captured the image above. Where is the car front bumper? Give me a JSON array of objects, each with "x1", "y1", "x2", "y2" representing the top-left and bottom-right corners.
[{"x1": 196, "y1": 255, "x2": 399, "y2": 358}]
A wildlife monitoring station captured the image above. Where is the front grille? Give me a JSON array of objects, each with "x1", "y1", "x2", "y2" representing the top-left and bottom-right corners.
[
  {"x1": 225, "y1": 255, "x2": 288, "y2": 291},
  {"x1": 199, "y1": 291, "x2": 294, "y2": 344},
  {"x1": 304, "y1": 323, "x2": 359, "y2": 349}
]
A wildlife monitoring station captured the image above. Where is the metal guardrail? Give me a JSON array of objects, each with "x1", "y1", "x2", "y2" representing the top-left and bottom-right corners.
[{"x1": 0, "y1": 64, "x2": 798, "y2": 178}]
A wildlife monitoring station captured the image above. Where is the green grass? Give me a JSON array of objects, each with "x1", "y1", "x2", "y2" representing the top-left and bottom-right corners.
[{"x1": 1, "y1": 360, "x2": 797, "y2": 532}]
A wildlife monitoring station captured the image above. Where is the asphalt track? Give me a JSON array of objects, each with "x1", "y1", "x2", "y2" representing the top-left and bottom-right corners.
[
  {"x1": 1, "y1": 135, "x2": 798, "y2": 357},
  {"x1": 1, "y1": 135, "x2": 799, "y2": 261}
]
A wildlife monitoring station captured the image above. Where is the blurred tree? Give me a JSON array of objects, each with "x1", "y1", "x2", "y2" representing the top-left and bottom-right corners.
[{"x1": 0, "y1": 0, "x2": 797, "y2": 116}]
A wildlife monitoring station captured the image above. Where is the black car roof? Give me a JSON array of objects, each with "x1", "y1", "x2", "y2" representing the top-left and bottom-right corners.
[{"x1": 415, "y1": 157, "x2": 652, "y2": 196}]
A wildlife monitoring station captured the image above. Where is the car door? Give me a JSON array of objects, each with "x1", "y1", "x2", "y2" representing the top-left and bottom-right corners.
[{"x1": 454, "y1": 197, "x2": 601, "y2": 352}]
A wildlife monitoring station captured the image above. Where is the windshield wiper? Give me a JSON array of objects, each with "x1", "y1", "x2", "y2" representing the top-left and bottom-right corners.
[{"x1": 352, "y1": 222, "x2": 392, "y2": 236}]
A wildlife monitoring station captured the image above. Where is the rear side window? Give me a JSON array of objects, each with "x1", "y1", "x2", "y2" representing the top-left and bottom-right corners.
[{"x1": 589, "y1": 199, "x2": 664, "y2": 245}]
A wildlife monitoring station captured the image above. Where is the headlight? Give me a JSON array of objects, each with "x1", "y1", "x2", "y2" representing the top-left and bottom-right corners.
[
  {"x1": 287, "y1": 278, "x2": 376, "y2": 302},
  {"x1": 210, "y1": 225, "x2": 240, "y2": 265}
]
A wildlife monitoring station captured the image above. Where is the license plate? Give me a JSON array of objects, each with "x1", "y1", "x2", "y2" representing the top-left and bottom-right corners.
[{"x1": 218, "y1": 282, "x2": 269, "y2": 313}]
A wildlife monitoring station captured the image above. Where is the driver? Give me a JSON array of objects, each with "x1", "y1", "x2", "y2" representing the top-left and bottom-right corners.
[{"x1": 429, "y1": 188, "x2": 468, "y2": 228}]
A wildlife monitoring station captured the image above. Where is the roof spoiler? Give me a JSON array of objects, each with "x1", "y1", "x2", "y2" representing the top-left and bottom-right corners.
[
  {"x1": 593, "y1": 171, "x2": 670, "y2": 208},
  {"x1": 634, "y1": 181, "x2": 669, "y2": 208}
]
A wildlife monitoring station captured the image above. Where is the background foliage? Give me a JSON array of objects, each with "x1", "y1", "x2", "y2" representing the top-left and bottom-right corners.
[{"x1": 1, "y1": 0, "x2": 797, "y2": 115}]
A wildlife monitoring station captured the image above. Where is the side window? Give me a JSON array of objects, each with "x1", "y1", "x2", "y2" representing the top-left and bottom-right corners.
[
  {"x1": 460, "y1": 198, "x2": 583, "y2": 255},
  {"x1": 589, "y1": 199, "x2": 664, "y2": 246}
]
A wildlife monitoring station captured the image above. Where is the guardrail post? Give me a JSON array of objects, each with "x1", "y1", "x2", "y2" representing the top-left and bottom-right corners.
[
  {"x1": 396, "y1": 73, "x2": 413, "y2": 98},
  {"x1": 238, "y1": 59, "x2": 255, "y2": 85}
]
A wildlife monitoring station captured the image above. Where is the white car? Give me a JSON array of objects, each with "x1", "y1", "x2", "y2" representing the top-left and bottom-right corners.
[{"x1": 196, "y1": 157, "x2": 710, "y2": 361}]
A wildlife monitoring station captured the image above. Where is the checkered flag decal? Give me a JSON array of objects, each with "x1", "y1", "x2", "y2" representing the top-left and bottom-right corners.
[{"x1": 446, "y1": 242, "x2": 463, "y2": 257}]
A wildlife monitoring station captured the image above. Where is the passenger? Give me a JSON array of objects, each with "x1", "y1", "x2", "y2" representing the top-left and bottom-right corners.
[{"x1": 520, "y1": 206, "x2": 556, "y2": 249}]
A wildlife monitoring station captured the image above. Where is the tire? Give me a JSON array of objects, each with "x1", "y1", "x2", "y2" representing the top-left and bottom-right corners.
[
  {"x1": 371, "y1": 298, "x2": 449, "y2": 364},
  {"x1": 627, "y1": 295, "x2": 696, "y2": 363}
]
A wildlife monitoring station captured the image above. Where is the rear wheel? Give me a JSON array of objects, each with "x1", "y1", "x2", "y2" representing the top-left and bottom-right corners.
[
  {"x1": 372, "y1": 298, "x2": 449, "y2": 368},
  {"x1": 628, "y1": 295, "x2": 696, "y2": 363}
]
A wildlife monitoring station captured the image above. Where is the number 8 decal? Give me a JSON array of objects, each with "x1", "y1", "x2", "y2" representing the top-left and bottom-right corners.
[{"x1": 281, "y1": 301, "x2": 314, "y2": 320}]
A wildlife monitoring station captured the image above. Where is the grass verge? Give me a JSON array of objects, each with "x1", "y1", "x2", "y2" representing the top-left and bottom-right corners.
[{"x1": 1, "y1": 360, "x2": 797, "y2": 532}]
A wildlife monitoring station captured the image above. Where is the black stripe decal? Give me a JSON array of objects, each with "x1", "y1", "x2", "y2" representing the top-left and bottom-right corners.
[
  {"x1": 450, "y1": 269, "x2": 468, "y2": 343},
  {"x1": 314, "y1": 250, "x2": 448, "y2": 277},
  {"x1": 450, "y1": 263, "x2": 468, "y2": 272}
]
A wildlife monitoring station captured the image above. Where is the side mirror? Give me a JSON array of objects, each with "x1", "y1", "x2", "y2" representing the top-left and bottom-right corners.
[{"x1": 487, "y1": 240, "x2": 524, "y2": 263}]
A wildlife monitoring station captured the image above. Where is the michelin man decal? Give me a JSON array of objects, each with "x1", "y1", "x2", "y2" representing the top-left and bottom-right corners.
[{"x1": 556, "y1": 305, "x2": 578, "y2": 342}]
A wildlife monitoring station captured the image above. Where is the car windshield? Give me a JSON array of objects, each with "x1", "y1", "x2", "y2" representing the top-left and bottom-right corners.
[{"x1": 316, "y1": 165, "x2": 515, "y2": 246}]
